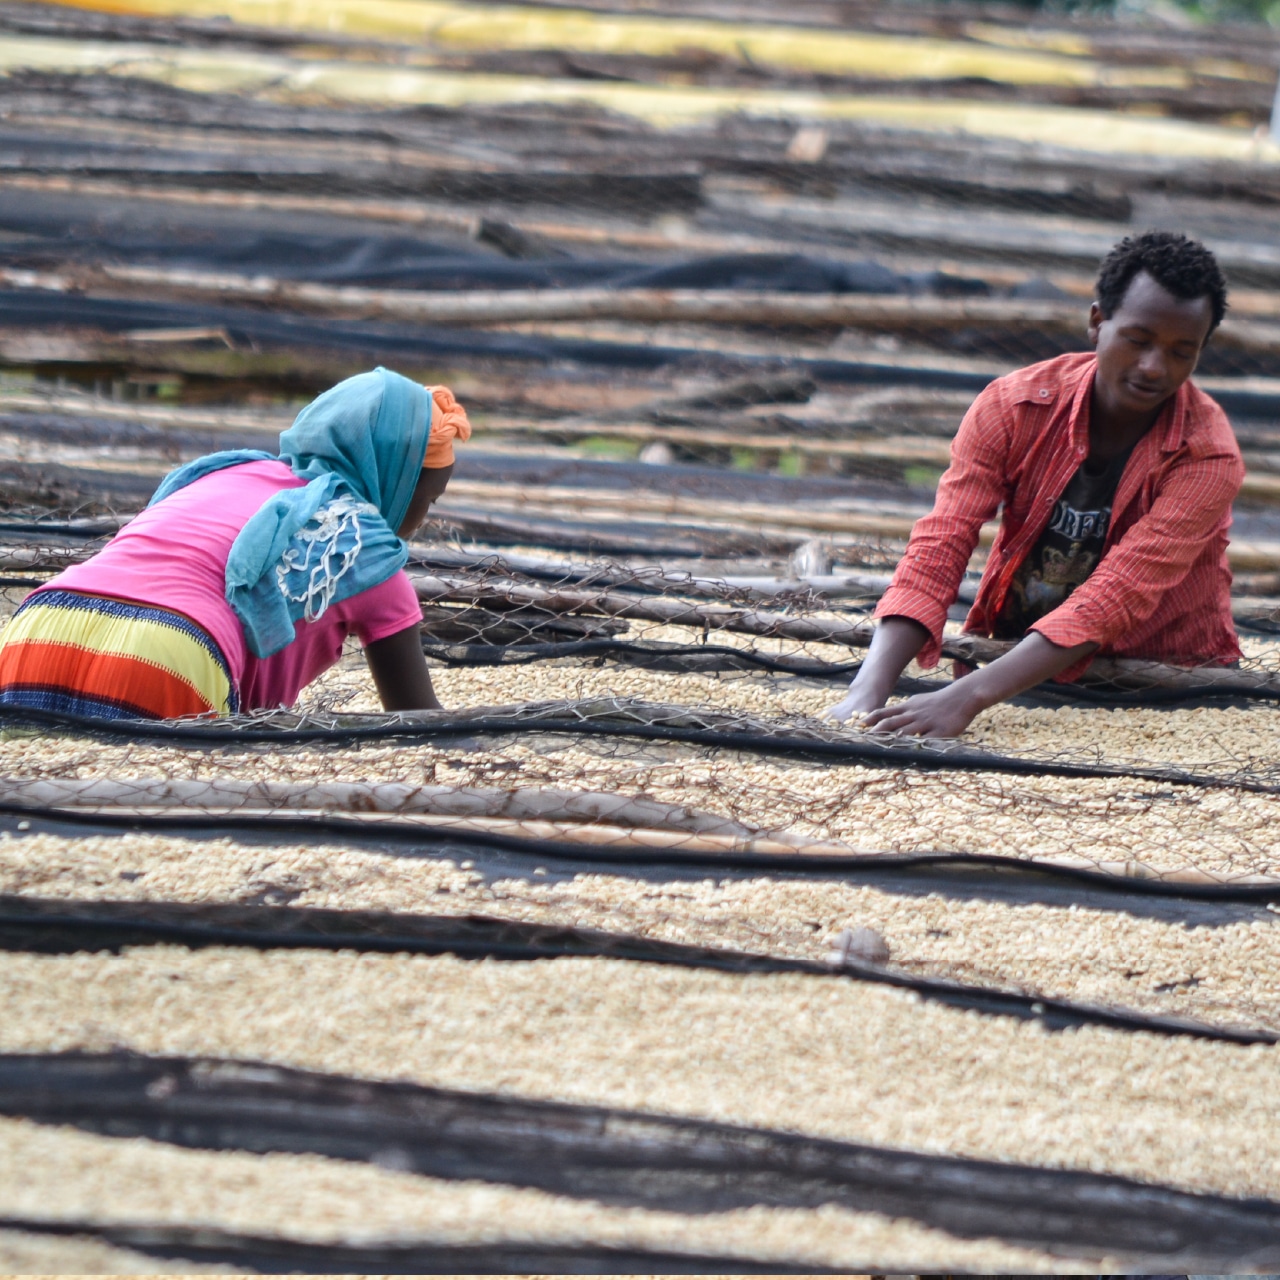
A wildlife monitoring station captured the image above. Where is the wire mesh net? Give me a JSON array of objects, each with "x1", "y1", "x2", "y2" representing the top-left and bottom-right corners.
[
  {"x1": 9, "y1": 12, "x2": 1280, "y2": 1269},
  {"x1": 0, "y1": 0, "x2": 1277, "y2": 903}
]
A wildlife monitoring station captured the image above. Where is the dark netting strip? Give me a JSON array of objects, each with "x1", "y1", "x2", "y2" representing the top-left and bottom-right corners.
[
  {"x1": 1, "y1": 804, "x2": 1277, "y2": 899},
  {"x1": 0, "y1": 895, "x2": 1268, "y2": 1042},
  {"x1": 3, "y1": 1052, "x2": 1280, "y2": 1270},
  {"x1": 0, "y1": 1217, "x2": 803, "y2": 1275},
  {"x1": 0, "y1": 699, "x2": 1276, "y2": 793}
]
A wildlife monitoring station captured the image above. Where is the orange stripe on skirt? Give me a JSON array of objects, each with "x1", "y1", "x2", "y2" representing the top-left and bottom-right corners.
[{"x1": 0, "y1": 640, "x2": 216, "y2": 720}]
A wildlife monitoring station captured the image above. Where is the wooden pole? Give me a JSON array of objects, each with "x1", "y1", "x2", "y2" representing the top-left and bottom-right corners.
[
  {"x1": 413, "y1": 572, "x2": 880, "y2": 649},
  {"x1": 413, "y1": 573, "x2": 1280, "y2": 693},
  {"x1": 438, "y1": 480, "x2": 956, "y2": 542},
  {"x1": 14, "y1": 262, "x2": 1280, "y2": 353},
  {"x1": 0, "y1": 777, "x2": 759, "y2": 838},
  {"x1": 3, "y1": 774, "x2": 1277, "y2": 884}
]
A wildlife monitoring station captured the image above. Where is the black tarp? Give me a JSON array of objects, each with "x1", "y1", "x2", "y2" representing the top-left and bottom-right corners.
[{"x1": 0, "y1": 189, "x2": 989, "y2": 292}]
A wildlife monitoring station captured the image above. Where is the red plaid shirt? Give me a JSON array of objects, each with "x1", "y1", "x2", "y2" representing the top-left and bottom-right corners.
[{"x1": 876, "y1": 352, "x2": 1244, "y2": 679}]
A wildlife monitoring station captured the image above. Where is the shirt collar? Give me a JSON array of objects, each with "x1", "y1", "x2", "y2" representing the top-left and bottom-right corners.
[{"x1": 1074, "y1": 357, "x2": 1189, "y2": 456}]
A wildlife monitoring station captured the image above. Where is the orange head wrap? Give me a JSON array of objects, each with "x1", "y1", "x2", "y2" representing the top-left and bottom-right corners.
[{"x1": 423, "y1": 385, "x2": 472, "y2": 469}]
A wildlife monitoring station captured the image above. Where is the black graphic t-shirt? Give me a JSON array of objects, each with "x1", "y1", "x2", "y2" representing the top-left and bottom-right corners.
[{"x1": 994, "y1": 446, "x2": 1134, "y2": 639}]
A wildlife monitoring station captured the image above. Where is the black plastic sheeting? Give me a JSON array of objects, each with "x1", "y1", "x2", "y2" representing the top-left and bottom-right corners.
[
  {"x1": 4, "y1": 1052, "x2": 1280, "y2": 1270},
  {"x1": 0, "y1": 187, "x2": 982, "y2": 293},
  {"x1": 0, "y1": 1217, "x2": 802, "y2": 1275},
  {"x1": 1, "y1": 286, "x2": 1005, "y2": 387},
  {"x1": 1, "y1": 894, "x2": 1267, "y2": 1043},
  {"x1": 8, "y1": 232, "x2": 946, "y2": 295}
]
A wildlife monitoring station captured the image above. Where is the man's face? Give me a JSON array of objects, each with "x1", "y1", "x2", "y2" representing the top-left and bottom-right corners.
[{"x1": 1088, "y1": 271, "x2": 1214, "y2": 421}]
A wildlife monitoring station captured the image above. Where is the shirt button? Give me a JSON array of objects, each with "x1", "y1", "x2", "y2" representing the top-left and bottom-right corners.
[{"x1": 1038, "y1": 389, "x2": 1050, "y2": 398}]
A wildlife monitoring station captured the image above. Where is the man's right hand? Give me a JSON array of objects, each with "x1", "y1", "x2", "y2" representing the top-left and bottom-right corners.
[
  {"x1": 822, "y1": 615, "x2": 930, "y2": 724},
  {"x1": 822, "y1": 684, "x2": 889, "y2": 724}
]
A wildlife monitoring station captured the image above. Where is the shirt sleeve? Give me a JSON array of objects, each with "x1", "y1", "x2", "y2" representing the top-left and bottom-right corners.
[
  {"x1": 1029, "y1": 444, "x2": 1244, "y2": 665},
  {"x1": 343, "y1": 570, "x2": 423, "y2": 647},
  {"x1": 875, "y1": 382, "x2": 1012, "y2": 668}
]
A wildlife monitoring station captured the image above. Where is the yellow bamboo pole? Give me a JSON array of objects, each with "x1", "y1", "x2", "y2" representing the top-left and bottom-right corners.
[
  {"x1": 0, "y1": 31, "x2": 1274, "y2": 162},
  {"x1": 21, "y1": 0, "x2": 1189, "y2": 89}
]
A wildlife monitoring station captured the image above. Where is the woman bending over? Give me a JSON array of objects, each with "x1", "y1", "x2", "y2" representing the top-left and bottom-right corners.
[{"x1": 0, "y1": 367, "x2": 469, "y2": 719}]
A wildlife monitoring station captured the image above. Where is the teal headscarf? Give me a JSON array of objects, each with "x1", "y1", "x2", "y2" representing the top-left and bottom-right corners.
[{"x1": 148, "y1": 367, "x2": 433, "y2": 659}]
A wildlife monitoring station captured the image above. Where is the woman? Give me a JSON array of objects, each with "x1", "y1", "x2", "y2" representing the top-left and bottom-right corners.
[{"x1": 0, "y1": 366, "x2": 469, "y2": 719}]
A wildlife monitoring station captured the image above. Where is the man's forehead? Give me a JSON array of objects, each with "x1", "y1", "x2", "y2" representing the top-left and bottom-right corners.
[{"x1": 1115, "y1": 271, "x2": 1213, "y2": 324}]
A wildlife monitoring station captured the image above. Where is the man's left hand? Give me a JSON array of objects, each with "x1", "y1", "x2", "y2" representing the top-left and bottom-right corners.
[{"x1": 860, "y1": 685, "x2": 981, "y2": 739}]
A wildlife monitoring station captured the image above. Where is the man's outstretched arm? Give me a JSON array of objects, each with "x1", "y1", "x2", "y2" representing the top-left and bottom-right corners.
[
  {"x1": 859, "y1": 631, "x2": 1097, "y2": 739},
  {"x1": 826, "y1": 383, "x2": 1014, "y2": 725}
]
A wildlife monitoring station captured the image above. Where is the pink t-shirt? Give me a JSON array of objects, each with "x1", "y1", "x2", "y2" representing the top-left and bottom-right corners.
[{"x1": 43, "y1": 459, "x2": 422, "y2": 710}]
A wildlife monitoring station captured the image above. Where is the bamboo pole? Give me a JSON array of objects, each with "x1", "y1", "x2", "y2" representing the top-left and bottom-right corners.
[{"x1": 0, "y1": 804, "x2": 814, "y2": 855}]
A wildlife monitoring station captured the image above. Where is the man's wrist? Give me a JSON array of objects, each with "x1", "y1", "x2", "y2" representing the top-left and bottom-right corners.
[
  {"x1": 947, "y1": 673, "x2": 995, "y2": 718},
  {"x1": 849, "y1": 668, "x2": 895, "y2": 702}
]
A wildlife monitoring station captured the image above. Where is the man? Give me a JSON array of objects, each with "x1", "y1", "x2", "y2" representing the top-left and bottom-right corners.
[{"x1": 827, "y1": 230, "x2": 1242, "y2": 737}]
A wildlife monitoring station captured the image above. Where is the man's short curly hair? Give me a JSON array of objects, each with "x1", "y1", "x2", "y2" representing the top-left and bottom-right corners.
[{"x1": 1095, "y1": 231, "x2": 1228, "y2": 334}]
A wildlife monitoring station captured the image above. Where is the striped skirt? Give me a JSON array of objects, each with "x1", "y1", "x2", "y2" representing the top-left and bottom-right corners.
[{"x1": 0, "y1": 589, "x2": 237, "y2": 720}]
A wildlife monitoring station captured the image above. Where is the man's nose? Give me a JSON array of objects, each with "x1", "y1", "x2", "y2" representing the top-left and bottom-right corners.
[{"x1": 1137, "y1": 345, "x2": 1170, "y2": 382}]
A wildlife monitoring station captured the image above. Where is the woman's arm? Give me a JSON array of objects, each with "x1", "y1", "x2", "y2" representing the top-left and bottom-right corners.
[
  {"x1": 860, "y1": 632, "x2": 1097, "y2": 738},
  {"x1": 824, "y1": 616, "x2": 928, "y2": 721},
  {"x1": 364, "y1": 622, "x2": 441, "y2": 711}
]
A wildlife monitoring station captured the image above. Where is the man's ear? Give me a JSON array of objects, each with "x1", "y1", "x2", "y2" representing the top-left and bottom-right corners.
[{"x1": 1087, "y1": 301, "x2": 1105, "y2": 348}]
